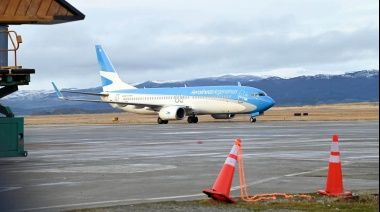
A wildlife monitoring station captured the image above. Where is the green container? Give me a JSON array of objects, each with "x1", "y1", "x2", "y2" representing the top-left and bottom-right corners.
[{"x1": 0, "y1": 117, "x2": 28, "y2": 157}]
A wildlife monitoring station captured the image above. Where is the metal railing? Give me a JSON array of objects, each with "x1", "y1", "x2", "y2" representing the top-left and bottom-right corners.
[{"x1": 0, "y1": 30, "x2": 22, "y2": 69}]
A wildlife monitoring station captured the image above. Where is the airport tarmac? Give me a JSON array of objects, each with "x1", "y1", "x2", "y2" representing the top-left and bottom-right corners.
[{"x1": 0, "y1": 121, "x2": 378, "y2": 211}]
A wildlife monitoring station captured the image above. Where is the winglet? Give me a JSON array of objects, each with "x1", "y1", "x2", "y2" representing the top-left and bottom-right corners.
[{"x1": 51, "y1": 82, "x2": 67, "y2": 100}]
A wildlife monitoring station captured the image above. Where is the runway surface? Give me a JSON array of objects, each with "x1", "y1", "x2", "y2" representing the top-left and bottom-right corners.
[{"x1": 0, "y1": 121, "x2": 378, "y2": 211}]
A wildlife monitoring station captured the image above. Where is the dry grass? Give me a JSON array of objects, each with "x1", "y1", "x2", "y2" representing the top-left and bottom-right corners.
[
  {"x1": 24, "y1": 102, "x2": 379, "y2": 125},
  {"x1": 67, "y1": 192, "x2": 379, "y2": 212}
]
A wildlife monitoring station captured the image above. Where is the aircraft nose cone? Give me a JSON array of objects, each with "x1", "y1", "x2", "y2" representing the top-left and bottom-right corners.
[
  {"x1": 262, "y1": 96, "x2": 275, "y2": 110},
  {"x1": 267, "y1": 96, "x2": 275, "y2": 108}
]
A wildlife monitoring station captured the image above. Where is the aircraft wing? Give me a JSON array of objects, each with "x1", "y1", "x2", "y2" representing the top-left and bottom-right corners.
[
  {"x1": 51, "y1": 82, "x2": 162, "y2": 108},
  {"x1": 60, "y1": 90, "x2": 109, "y2": 97}
]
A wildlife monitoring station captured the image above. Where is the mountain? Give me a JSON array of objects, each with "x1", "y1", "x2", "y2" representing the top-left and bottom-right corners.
[
  {"x1": 0, "y1": 70, "x2": 378, "y2": 115},
  {"x1": 246, "y1": 70, "x2": 379, "y2": 105}
]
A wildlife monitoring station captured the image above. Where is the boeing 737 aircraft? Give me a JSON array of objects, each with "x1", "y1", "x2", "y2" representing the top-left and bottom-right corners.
[{"x1": 52, "y1": 45, "x2": 275, "y2": 124}]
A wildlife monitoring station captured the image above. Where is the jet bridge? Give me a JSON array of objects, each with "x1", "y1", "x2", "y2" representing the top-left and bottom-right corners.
[{"x1": 0, "y1": 0, "x2": 85, "y2": 157}]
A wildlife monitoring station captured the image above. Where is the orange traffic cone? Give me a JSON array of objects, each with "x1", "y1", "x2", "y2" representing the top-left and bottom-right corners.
[
  {"x1": 203, "y1": 138, "x2": 241, "y2": 203},
  {"x1": 318, "y1": 134, "x2": 352, "y2": 196}
]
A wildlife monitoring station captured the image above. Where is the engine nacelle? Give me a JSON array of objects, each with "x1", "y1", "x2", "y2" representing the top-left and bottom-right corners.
[
  {"x1": 211, "y1": 114, "x2": 236, "y2": 119},
  {"x1": 159, "y1": 106, "x2": 186, "y2": 120}
]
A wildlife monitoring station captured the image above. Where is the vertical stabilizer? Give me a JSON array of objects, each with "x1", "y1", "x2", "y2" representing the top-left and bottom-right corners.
[{"x1": 95, "y1": 45, "x2": 136, "y2": 92}]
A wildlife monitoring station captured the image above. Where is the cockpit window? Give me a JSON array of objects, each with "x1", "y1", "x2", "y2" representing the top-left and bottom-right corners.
[{"x1": 251, "y1": 93, "x2": 267, "y2": 97}]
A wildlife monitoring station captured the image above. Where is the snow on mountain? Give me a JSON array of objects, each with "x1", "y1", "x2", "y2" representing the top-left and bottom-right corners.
[
  {"x1": 2, "y1": 89, "x2": 53, "y2": 100},
  {"x1": 342, "y1": 70, "x2": 379, "y2": 78}
]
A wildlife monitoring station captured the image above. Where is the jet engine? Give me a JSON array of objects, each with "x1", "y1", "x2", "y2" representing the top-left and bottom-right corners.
[
  {"x1": 211, "y1": 114, "x2": 236, "y2": 119},
  {"x1": 159, "y1": 106, "x2": 186, "y2": 120}
]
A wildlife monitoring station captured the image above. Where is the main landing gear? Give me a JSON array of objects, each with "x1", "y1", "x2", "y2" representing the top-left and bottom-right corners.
[
  {"x1": 250, "y1": 117, "x2": 257, "y2": 123},
  {"x1": 187, "y1": 116, "x2": 198, "y2": 123},
  {"x1": 157, "y1": 117, "x2": 168, "y2": 124},
  {"x1": 157, "y1": 116, "x2": 199, "y2": 124}
]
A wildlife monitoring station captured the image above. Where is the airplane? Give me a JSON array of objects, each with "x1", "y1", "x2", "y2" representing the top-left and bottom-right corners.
[{"x1": 52, "y1": 45, "x2": 275, "y2": 124}]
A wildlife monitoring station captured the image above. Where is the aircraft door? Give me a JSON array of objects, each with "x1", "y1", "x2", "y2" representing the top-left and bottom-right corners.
[{"x1": 238, "y1": 90, "x2": 248, "y2": 103}]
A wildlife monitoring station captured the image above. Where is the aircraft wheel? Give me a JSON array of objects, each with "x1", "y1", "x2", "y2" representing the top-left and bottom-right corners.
[
  {"x1": 163, "y1": 120, "x2": 169, "y2": 124},
  {"x1": 157, "y1": 117, "x2": 164, "y2": 124},
  {"x1": 187, "y1": 116, "x2": 193, "y2": 123},
  {"x1": 250, "y1": 117, "x2": 257, "y2": 123},
  {"x1": 194, "y1": 117, "x2": 199, "y2": 123}
]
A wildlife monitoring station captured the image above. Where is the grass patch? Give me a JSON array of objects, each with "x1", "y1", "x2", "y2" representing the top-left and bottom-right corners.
[{"x1": 67, "y1": 192, "x2": 379, "y2": 212}]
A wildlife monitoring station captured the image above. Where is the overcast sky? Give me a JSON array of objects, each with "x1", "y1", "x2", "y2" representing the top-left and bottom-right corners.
[{"x1": 9, "y1": 0, "x2": 379, "y2": 90}]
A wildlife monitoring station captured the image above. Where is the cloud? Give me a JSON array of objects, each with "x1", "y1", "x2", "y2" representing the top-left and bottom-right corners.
[{"x1": 5, "y1": 0, "x2": 378, "y2": 90}]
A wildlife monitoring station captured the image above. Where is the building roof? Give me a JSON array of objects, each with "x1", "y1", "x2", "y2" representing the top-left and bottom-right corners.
[{"x1": 0, "y1": 0, "x2": 85, "y2": 25}]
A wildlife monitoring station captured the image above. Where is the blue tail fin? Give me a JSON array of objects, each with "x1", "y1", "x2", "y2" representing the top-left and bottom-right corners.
[{"x1": 95, "y1": 45, "x2": 136, "y2": 92}]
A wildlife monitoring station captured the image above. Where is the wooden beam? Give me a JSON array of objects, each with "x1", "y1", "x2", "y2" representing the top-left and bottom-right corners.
[
  {"x1": 15, "y1": 0, "x2": 30, "y2": 16},
  {"x1": 46, "y1": 0, "x2": 59, "y2": 16},
  {"x1": 4, "y1": 0, "x2": 21, "y2": 16},
  {"x1": 36, "y1": 0, "x2": 52, "y2": 17},
  {"x1": 0, "y1": 0, "x2": 11, "y2": 15},
  {"x1": 26, "y1": 0, "x2": 43, "y2": 16}
]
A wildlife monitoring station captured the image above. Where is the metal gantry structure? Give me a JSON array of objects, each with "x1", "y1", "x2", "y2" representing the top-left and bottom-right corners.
[{"x1": 0, "y1": 0, "x2": 85, "y2": 157}]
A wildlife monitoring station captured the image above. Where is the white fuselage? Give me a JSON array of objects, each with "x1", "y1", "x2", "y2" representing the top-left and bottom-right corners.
[{"x1": 103, "y1": 93, "x2": 256, "y2": 115}]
